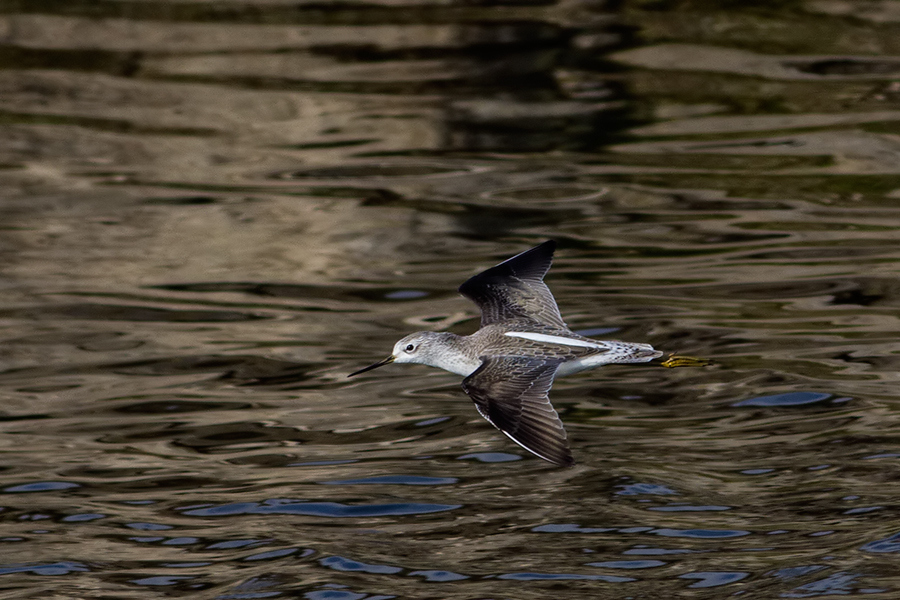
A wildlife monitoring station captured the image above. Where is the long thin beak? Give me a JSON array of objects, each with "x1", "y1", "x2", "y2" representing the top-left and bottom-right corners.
[{"x1": 348, "y1": 355, "x2": 395, "y2": 377}]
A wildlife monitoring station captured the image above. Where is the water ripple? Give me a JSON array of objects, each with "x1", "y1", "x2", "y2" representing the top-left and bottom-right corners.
[
  {"x1": 496, "y1": 572, "x2": 635, "y2": 582},
  {"x1": 320, "y1": 475, "x2": 458, "y2": 486},
  {"x1": 733, "y1": 391, "x2": 834, "y2": 407},
  {"x1": 861, "y1": 531, "x2": 900, "y2": 553},
  {"x1": 4, "y1": 1, "x2": 900, "y2": 598},
  {"x1": 179, "y1": 499, "x2": 461, "y2": 518},
  {"x1": 0, "y1": 562, "x2": 90, "y2": 576},
  {"x1": 679, "y1": 571, "x2": 750, "y2": 588},
  {"x1": 1, "y1": 481, "x2": 80, "y2": 493}
]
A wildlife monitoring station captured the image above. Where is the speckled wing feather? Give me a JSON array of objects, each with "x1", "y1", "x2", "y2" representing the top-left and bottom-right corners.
[
  {"x1": 462, "y1": 355, "x2": 574, "y2": 466},
  {"x1": 458, "y1": 241, "x2": 567, "y2": 329}
]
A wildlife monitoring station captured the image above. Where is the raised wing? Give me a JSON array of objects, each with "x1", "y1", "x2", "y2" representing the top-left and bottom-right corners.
[
  {"x1": 458, "y1": 241, "x2": 567, "y2": 329},
  {"x1": 462, "y1": 355, "x2": 574, "y2": 466}
]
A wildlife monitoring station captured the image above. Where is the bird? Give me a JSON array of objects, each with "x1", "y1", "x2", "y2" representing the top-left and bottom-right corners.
[{"x1": 348, "y1": 241, "x2": 663, "y2": 466}]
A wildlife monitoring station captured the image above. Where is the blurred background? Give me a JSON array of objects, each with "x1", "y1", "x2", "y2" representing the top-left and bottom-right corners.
[{"x1": 2, "y1": 0, "x2": 900, "y2": 598}]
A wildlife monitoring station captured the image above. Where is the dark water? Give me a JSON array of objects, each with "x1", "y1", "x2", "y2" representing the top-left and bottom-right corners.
[{"x1": 2, "y1": 1, "x2": 900, "y2": 598}]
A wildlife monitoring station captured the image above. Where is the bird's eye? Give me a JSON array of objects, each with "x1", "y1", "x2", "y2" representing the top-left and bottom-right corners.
[{"x1": 405, "y1": 343, "x2": 416, "y2": 353}]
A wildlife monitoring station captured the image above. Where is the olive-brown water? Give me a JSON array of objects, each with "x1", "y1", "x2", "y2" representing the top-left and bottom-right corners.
[{"x1": 2, "y1": 1, "x2": 900, "y2": 598}]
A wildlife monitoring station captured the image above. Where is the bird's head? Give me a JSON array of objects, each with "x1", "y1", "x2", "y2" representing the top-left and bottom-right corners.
[{"x1": 348, "y1": 331, "x2": 451, "y2": 376}]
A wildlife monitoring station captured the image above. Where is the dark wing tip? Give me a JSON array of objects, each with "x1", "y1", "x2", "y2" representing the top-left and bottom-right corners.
[
  {"x1": 458, "y1": 240, "x2": 557, "y2": 295},
  {"x1": 501, "y1": 240, "x2": 556, "y2": 280},
  {"x1": 531, "y1": 438, "x2": 575, "y2": 467},
  {"x1": 554, "y1": 442, "x2": 575, "y2": 466},
  {"x1": 505, "y1": 424, "x2": 575, "y2": 467},
  {"x1": 536, "y1": 239, "x2": 557, "y2": 253}
]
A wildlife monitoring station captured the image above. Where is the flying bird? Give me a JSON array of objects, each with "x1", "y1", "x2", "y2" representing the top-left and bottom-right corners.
[{"x1": 349, "y1": 241, "x2": 663, "y2": 466}]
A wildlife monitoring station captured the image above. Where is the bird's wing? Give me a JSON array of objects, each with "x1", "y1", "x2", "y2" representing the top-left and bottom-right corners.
[
  {"x1": 458, "y1": 241, "x2": 567, "y2": 329},
  {"x1": 462, "y1": 355, "x2": 573, "y2": 466}
]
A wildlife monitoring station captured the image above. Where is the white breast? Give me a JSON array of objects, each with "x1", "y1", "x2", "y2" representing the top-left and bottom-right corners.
[{"x1": 431, "y1": 352, "x2": 482, "y2": 377}]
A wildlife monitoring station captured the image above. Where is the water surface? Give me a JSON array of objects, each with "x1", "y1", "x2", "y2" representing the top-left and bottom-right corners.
[{"x1": 2, "y1": 1, "x2": 900, "y2": 598}]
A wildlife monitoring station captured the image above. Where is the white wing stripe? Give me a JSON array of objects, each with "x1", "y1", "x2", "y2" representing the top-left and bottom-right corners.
[{"x1": 504, "y1": 331, "x2": 605, "y2": 349}]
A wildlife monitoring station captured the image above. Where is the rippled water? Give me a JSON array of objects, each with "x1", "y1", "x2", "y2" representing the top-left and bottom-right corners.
[{"x1": 2, "y1": 1, "x2": 900, "y2": 598}]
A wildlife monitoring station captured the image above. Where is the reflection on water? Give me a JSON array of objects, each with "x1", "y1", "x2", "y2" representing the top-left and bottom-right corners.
[{"x1": 2, "y1": 0, "x2": 900, "y2": 597}]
